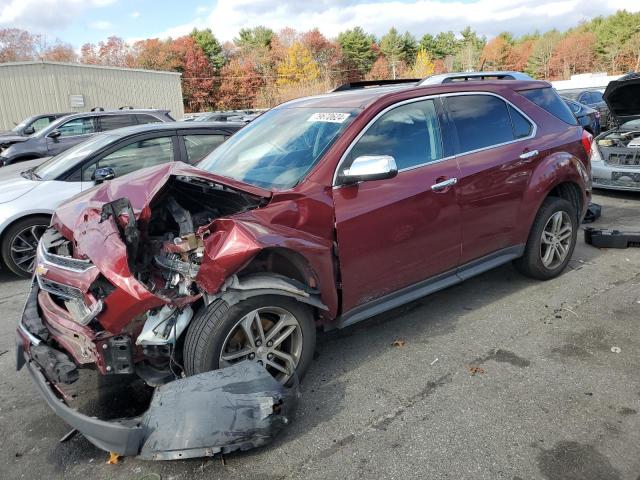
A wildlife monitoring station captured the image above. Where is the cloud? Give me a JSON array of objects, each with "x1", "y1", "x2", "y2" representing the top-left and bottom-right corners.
[
  {"x1": 89, "y1": 20, "x2": 112, "y2": 30},
  {"x1": 130, "y1": 11, "x2": 141, "y2": 18},
  {"x1": 169, "y1": 0, "x2": 640, "y2": 41},
  {"x1": 196, "y1": 5, "x2": 210, "y2": 14},
  {"x1": 0, "y1": 0, "x2": 115, "y2": 31}
]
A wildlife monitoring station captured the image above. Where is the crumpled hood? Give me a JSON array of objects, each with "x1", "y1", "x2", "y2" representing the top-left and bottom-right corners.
[
  {"x1": 604, "y1": 73, "x2": 640, "y2": 124},
  {"x1": 0, "y1": 175, "x2": 38, "y2": 204},
  {"x1": 53, "y1": 161, "x2": 272, "y2": 238}
]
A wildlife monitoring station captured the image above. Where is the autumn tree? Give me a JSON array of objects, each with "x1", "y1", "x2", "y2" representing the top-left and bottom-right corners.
[
  {"x1": 411, "y1": 48, "x2": 435, "y2": 78},
  {"x1": 0, "y1": 28, "x2": 38, "y2": 62},
  {"x1": 527, "y1": 30, "x2": 561, "y2": 79},
  {"x1": 622, "y1": 32, "x2": 640, "y2": 72},
  {"x1": 506, "y1": 38, "x2": 535, "y2": 71},
  {"x1": 337, "y1": 27, "x2": 377, "y2": 79},
  {"x1": 482, "y1": 33, "x2": 513, "y2": 70},
  {"x1": 217, "y1": 58, "x2": 264, "y2": 109},
  {"x1": 276, "y1": 42, "x2": 320, "y2": 85},
  {"x1": 456, "y1": 26, "x2": 485, "y2": 71},
  {"x1": 42, "y1": 43, "x2": 77, "y2": 63},
  {"x1": 80, "y1": 36, "x2": 135, "y2": 67},
  {"x1": 300, "y1": 28, "x2": 341, "y2": 84},
  {"x1": 549, "y1": 31, "x2": 596, "y2": 79},
  {"x1": 367, "y1": 57, "x2": 391, "y2": 80},
  {"x1": 132, "y1": 38, "x2": 179, "y2": 71}
]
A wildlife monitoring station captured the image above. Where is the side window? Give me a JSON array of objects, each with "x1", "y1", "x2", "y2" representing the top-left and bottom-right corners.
[
  {"x1": 136, "y1": 114, "x2": 161, "y2": 125},
  {"x1": 508, "y1": 104, "x2": 534, "y2": 139},
  {"x1": 346, "y1": 99, "x2": 443, "y2": 171},
  {"x1": 31, "y1": 117, "x2": 53, "y2": 132},
  {"x1": 56, "y1": 117, "x2": 96, "y2": 137},
  {"x1": 82, "y1": 136, "x2": 174, "y2": 181},
  {"x1": 99, "y1": 115, "x2": 137, "y2": 132},
  {"x1": 446, "y1": 95, "x2": 514, "y2": 152},
  {"x1": 184, "y1": 134, "x2": 227, "y2": 164},
  {"x1": 589, "y1": 91, "x2": 603, "y2": 103},
  {"x1": 519, "y1": 87, "x2": 578, "y2": 125}
]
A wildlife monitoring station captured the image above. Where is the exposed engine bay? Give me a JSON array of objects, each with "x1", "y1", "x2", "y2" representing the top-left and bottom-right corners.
[{"x1": 596, "y1": 128, "x2": 640, "y2": 167}]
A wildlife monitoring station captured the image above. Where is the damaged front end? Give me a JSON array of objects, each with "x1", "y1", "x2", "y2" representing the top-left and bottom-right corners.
[{"x1": 16, "y1": 165, "x2": 311, "y2": 459}]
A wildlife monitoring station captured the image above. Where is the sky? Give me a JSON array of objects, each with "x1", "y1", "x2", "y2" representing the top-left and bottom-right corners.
[{"x1": 0, "y1": 0, "x2": 638, "y2": 47}]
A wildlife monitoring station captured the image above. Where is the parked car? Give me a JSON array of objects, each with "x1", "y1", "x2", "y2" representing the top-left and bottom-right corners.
[
  {"x1": 562, "y1": 96, "x2": 601, "y2": 135},
  {"x1": 0, "y1": 121, "x2": 242, "y2": 277},
  {"x1": 590, "y1": 72, "x2": 640, "y2": 191},
  {"x1": 559, "y1": 88, "x2": 611, "y2": 129},
  {"x1": 17, "y1": 79, "x2": 591, "y2": 459},
  {"x1": 0, "y1": 113, "x2": 72, "y2": 152},
  {"x1": 0, "y1": 109, "x2": 174, "y2": 166}
]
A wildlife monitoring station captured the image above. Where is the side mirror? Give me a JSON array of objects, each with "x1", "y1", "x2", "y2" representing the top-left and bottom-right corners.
[
  {"x1": 48, "y1": 130, "x2": 61, "y2": 139},
  {"x1": 23, "y1": 126, "x2": 35, "y2": 135},
  {"x1": 92, "y1": 167, "x2": 115, "y2": 183},
  {"x1": 339, "y1": 155, "x2": 398, "y2": 185}
]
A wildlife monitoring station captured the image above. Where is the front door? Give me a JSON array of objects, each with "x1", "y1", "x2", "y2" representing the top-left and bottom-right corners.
[
  {"x1": 333, "y1": 98, "x2": 462, "y2": 313},
  {"x1": 46, "y1": 117, "x2": 97, "y2": 155}
]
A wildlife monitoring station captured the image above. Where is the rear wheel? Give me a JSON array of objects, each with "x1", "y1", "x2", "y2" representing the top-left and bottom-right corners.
[
  {"x1": 514, "y1": 197, "x2": 577, "y2": 280},
  {"x1": 1, "y1": 216, "x2": 50, "y2": 278},
  {"x1": 183, "y1": 295, "x2": 316, "y2": 385}
]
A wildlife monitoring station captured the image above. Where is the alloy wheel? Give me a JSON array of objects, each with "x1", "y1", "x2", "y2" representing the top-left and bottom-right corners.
[
  {"x1": 219, "y1": 306, "x2": 303, "y2": 384},
  {"x1": 10, "y1": 224, "x2": 47, "y2": 275},
  {"x1": 540, "y1": 211, "x2": 573, "y2": 269}
]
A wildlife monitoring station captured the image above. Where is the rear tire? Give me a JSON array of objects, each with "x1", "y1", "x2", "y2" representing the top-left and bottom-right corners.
[
  {"x1": 1, "y1": 215, "x2": 50, "y2": 278},
  {"x1": 183, "y1": 295, "x2": 316, "y2": 385},
  {"x1": 514, "y1": 197, "x2": 577, "y2": 280}
]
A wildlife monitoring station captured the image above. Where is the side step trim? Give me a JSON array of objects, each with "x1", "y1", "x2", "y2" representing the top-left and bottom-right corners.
[{"x1": 336, "y1": 245, "x2": 524, "y2": 329}]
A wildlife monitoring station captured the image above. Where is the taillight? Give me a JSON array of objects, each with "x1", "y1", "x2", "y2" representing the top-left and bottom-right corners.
[{"x1": 581, "y1": 130, "x2": 593, "y2": 157}]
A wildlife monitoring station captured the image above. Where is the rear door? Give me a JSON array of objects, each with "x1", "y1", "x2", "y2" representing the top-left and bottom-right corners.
[
  {"x1": 46, "y1": 116, "x2": 97, "y2": 155},
  {"x1": 443, "y1": 93, "x2": 536, "y2": 265},
  {"x1": 78, "y1": 133, "x2": 179, "y2": 189},
  {"x1": 334, "y1": 98, "x2": 462, "y2": 313},
  {"x1": 97, "y1": 114, "x2": 137, "y2": 132}
]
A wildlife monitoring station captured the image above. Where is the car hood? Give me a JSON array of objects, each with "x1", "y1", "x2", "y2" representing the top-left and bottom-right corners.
[
  {"x1": 0, "y1": 135, "x2": 28, "y2": 146},
  {"x1": 604, "y1": 73, "x2": 640, "y2": 124},
  {"x1": 0, "y1": 175, "x2": 38, "y2": 204},
  {"x1": 53, "y1": 161, "x2": 272, "y2": 238},
  {"x1": 0, "y1": 158, "x2": 48, "y2": 178}
]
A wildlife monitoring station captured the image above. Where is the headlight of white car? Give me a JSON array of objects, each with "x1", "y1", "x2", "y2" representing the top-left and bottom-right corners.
[{"x1": 590, "y1": 144, "x2": 603, "y2": 164}]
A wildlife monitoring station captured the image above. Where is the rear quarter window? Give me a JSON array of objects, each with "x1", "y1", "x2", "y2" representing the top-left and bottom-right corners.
[
  {"x1": 445, "y1": 94, "x2": 515, "y2": 152},
  {"x1": 519, "y1": 87, "x2": 578, "y2": 125}
]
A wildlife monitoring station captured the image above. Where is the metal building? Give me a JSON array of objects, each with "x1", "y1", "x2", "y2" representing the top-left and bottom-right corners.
[{"x1": 0, "y1": 61, "x2": 184, "y2": 130}]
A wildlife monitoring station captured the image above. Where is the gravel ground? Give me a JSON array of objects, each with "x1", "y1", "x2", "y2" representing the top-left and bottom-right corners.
[{"x1": 1, "y1": 190, "x2": 639, "y2": 480}]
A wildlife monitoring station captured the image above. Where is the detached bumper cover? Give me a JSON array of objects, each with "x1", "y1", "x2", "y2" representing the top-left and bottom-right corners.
[{"x1": 23, "y1": 358, "x2": 298, "y2": 459}]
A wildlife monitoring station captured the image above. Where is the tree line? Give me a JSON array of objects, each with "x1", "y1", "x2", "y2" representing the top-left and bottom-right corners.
[{"x1": 0, "y1": 10, "x2": 638, "y2": 112}]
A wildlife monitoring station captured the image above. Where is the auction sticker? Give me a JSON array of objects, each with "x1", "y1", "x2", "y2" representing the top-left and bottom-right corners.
[{"x1": 307, "y1": 112, "x2": 350, "y2": 123}]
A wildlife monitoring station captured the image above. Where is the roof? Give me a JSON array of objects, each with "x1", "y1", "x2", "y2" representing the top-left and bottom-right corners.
[
  {"x1": 0, "y1": 61, "x2": 182, "y2": 76},
  {"x1": 101, "y1": 121, "x2": 245, "y2": 136},
  {"x1": 278, "y1": 79, "x2": 551, "y2": 110}
]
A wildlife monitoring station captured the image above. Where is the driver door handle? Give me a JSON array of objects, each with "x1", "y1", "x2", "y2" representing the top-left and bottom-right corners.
[
  {"x1": 431, "y1": 177, "x2": 458, "y2": 192},
  {"x1": 519, "y1": 149, "x2": 539, "y2": 160}
]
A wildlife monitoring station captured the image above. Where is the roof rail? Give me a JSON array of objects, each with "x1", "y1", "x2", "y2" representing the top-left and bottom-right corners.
[
  {"x1": 90, "y1": 107, "x2": 105, "y2": 112},
  {"x1": 419, "y1": 71, "x2": 533, "y2": 85},
  {"x1": 332, "y1": 78, "x2": 421, "y2": 92},
  {"x1": 118, "y1": 105, "x2": 134, "y2": 110}
]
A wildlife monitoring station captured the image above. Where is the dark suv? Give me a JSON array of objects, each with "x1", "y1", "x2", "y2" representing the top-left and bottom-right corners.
[
  {"x1": 17, "y1": 79, "x2": 592, "y2": 459},
  {"x1": 0, "y1": 109, "x2": 174, "y2": 166}
]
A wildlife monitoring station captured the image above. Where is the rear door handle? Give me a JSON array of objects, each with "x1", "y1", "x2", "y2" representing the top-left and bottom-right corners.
[
  {"x1": 431, "y1": 177, "x2": 458, "y2": 192},
  {"x1": 519, "y1": 150, "x2": 539, "y2": 160}
]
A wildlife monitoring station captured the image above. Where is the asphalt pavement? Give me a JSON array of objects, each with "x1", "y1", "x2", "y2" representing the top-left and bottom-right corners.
[{"x1": 1, "y1": 190, "x2": 639, "y2": 480}]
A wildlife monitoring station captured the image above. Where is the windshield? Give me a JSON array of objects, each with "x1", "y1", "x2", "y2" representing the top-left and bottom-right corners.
[
  {"x1": 33, "y1": 133, "x2": 117, "y2": 180},
  {"x1": 621, "y1": 119, "x2": 640, "y2": 130},
  {"x1": 198, "y1": 107, "x2": 357, "y2": 189}
]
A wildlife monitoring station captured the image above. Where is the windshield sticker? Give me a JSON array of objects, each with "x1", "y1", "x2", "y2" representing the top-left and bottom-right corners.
[{"x1": 307, "y1": 112, "x2": 350, "y2": 123}]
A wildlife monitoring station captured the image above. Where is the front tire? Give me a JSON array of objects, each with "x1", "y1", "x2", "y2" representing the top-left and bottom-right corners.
[
  {"x1": 1, "y1": 216, "x2": 50, "y2": 278},
  {"x1": 183, "y1": 295, "x2": 316, "y2": 385},
  {"x1": 514, "y1": 197, "x2": 578, "y2": 280}
]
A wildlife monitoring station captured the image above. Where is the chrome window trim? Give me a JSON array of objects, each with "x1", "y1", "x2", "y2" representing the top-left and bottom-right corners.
[{"x1": 332, "y1": 91, "x2": 538, "y2": 186}]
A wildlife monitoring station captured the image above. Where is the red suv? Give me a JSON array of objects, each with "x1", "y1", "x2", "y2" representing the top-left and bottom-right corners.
[{"x1": 17, "y1": 79, "x2": 592, "y2": 458}]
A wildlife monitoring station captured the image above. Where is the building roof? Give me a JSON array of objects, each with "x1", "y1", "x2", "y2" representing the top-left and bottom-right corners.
[{"x1": 0, "y1": 60, "x2": 181, "y2": 76}]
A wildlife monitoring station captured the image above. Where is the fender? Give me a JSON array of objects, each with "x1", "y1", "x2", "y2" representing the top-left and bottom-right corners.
[
  {"x1": 514, "y1": 150, "x2": 587, "y2": 244},
  {"x1": 206, "y1": 273, "x2": 328, "y2": 311}
]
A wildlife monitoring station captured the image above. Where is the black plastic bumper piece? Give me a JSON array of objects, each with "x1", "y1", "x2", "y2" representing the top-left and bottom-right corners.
[
  {"x1": 584, "y1": 227, "x2": 640, "y2": 248},
  {"x1": 26, "y1": 360, "x2": 297, "y2": 459}
]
